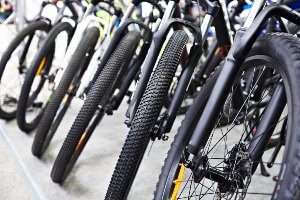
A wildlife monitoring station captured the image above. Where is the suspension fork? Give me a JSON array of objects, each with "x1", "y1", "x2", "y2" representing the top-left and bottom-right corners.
[
  {"x1": 86, "y1": 0, "x2": 160, "y2": 91},
  {"x1": 125, "y1": 0, "x2": 178, "y2": 123},
  {"x1": 126, "y1": 0, "x2": 220, "y2": 126},
  {"x1": 125, "y1": 19, "x2": 202, "y2": 125},
  {"x1": 159, "y1": 4, "x2": 222, "y2": 135},
  {"x1": 18, "y1": 16, "x2": 53, "y2": 72},
  {"x1": 187, "y1": 5, "x2": 300, "y2": 156},
  {"x1": 158, "y1": 43, "x2": 202, "y2": 136},
  {"x1": 248, "y1": 83, "x2": 286, "y2": 173}
]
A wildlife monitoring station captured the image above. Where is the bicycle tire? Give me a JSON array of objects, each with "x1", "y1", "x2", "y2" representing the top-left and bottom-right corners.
[
  {"x1": 105, "y1": 30, "x2": 189, "y2": 199},
  {"x1": 32, "y1": 27, "x2": 99, "y2": 157},
  {"x1": 51, "y1": 31, "x2": 141, "y2": 183},
  {"x1": 16, "y1": 22, "x2": 74, "y2": 132},
  {"x1": 0, "y1": 20, "x2": 50, "y2": 120}
]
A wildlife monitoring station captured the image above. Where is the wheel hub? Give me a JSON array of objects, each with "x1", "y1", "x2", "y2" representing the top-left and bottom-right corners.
[{"x1": 191, "y1": 144, "x2": 253, "y2": 197}]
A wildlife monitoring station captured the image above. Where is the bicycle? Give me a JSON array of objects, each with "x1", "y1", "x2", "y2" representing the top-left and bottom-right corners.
[
  {"x1": 105, "y1": 0, "x2": 300, "y2": 199},
  {"x1": 154, "y1": 1, "x2": 300, "y2": 199},
  {"x1": 0, "y1": 0, "x2": 69, "y2": 121},
  {"x1": 15, "y1": 0, "x2": 122, "y2": 132},
  {"x1": 102, "y1": 0, "x2": 245, "y2": 198},
  {"x1": 31, "y1": 0, "x2": 123, "y2": 157},
  {"x1": 15, "y1": 0, "x2": 84, "y2": 132},
  {"x1": 50, "y1": 0, "x2": 164, "y2": 183}
]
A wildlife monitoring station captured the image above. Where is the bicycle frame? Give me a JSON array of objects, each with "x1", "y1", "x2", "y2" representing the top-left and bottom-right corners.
[{"x1": 187, "y1": 2, "x2": 300, "y2": 164}]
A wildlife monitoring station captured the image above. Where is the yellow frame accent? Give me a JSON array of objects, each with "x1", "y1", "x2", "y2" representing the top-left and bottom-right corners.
[
  {"x1": 171, "y1": 164, "x2": 186, "y2": 200},
  {"x1": 62, "y1": 85, "x2": 75, "y2": 104},
  {"x1": 35, "y1": 57, "x2": 47, "y2": 76},
  {"x1": 76, "y1": 132, "x2": 87, "y2": 151}
]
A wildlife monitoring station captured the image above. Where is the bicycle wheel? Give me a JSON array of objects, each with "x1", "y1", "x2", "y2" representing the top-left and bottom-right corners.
[
  {"x1": 32, "y1": 27, "x2": 99, "y2": 157},
  {"x1": 0, "y1": 20, "x2": 50, "y2": 120},
  {"x1": 105, "y1": 30, "x2": 189, "y2": 199},
  {"x1": 51, "y1": 31, "x2": 141, "y2": 184},
  {"x1": 16, "y1": 22, "x2": 74, "y2": 132},
  {"x1": 154, "y1": 33, "x2": 300, "y2": 200}
]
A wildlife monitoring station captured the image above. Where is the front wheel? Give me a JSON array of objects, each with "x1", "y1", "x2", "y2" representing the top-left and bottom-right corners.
[
  {"x1": 0, "y1": 20, "x2": 50, "y2": 120},
  {"x1": 154, "y1": 33, "x2": 300, "y2": 200},
  {"x1": 51, "y1": 31, "x2": 141, "y2": 184},
  {"x1": 105, "y1": 30, "x2": 189, "y2": 199},
  {"x1": 32, "y1": 27, "x2": 99, "y2": 157},
  {"x1": 16, "y1": 22, "x2": 74, "y2": 132}
]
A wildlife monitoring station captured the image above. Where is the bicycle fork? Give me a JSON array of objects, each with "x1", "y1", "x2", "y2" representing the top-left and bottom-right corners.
[
  {"x1": 187, "y1": 4, "x2": 300, "y2": 156},
  {"x1": 185, "y1": 5, "x2": 300, "y2": 193}
]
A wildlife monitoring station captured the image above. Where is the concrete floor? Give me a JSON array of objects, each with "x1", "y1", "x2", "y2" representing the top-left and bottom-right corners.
[
  {"x1": 0, "y1": 130, "x2": 32, "y2": 199},
  {"x1": 0, "y1": 99, "x2": 183, "y2": 200}
]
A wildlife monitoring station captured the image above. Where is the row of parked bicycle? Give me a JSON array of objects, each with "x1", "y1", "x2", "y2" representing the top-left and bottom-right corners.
[{"x1": 1, "y1": 0, "x2": 300, "y2": 199}]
